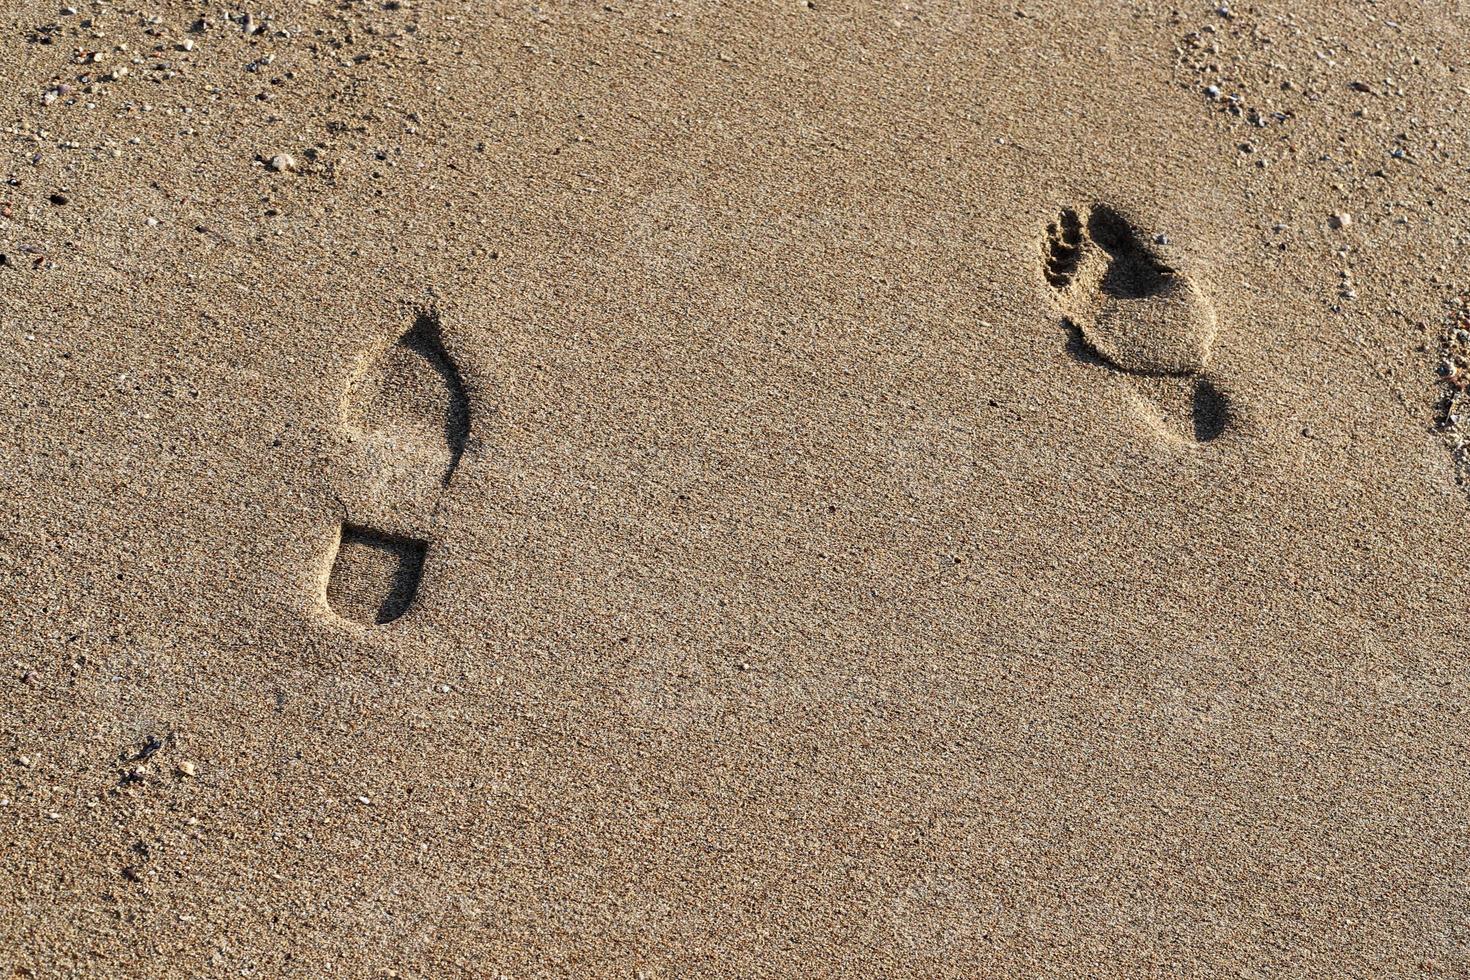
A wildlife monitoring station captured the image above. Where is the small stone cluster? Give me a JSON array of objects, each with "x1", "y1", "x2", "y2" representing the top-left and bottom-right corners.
[{"x1": 1435, "y1": 295, "x2": 1470, "y2": 484}]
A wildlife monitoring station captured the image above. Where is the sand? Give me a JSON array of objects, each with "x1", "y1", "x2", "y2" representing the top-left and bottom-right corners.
[{"x1": 3, "y1": 0, "x2": 1469, "y2": 976}]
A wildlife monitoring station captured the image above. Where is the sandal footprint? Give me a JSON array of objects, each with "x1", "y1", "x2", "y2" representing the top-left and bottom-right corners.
[
  {"x1": 1043, "y1": 203, "x2": 1233, "y2": 443},
  {"x1": 322, "y1": 310, "x2": 470, "y2": 625}
]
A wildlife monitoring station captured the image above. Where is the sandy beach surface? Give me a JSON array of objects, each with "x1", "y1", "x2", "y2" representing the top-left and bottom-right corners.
[{"x1": 3, "y1": 1, "x2": 1469, "y2": 976}]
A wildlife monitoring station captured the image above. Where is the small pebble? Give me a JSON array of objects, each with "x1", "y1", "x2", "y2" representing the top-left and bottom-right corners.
[
  {"x1": 267, "y1": 152, "x2": 296, "y2": 172},
  {"x1": 177, "y1": 761, "x2": 197, "y2": 777},
  {"x1": 1328, "y1": 212, "x2": 1353, "y2": 230}
]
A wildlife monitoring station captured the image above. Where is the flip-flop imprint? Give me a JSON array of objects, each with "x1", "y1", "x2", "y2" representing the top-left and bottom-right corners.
[
  {"x1": 324, "y1": 309, "x2": 469, "y2": 625},
  {"x1": 1043, "y1": 203, "x2": 1233, "y2": 444}
]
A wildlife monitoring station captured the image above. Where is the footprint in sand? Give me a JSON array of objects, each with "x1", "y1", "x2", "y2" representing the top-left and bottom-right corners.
[
  {"x1": 322, "y1": 311, "x2": 469, "y2": 625},
  {"x1": 1042, "y1": 203, "x2": 1232, "y2": 443}
]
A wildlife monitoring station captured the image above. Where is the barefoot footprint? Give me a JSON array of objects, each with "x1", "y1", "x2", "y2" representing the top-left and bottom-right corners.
[
  {"x1": 323, "y1": 310, "x2": 469, "y2": 625},
  {"x1": 1043, "y1": 204, "x2": 1232, "y2": 443}
]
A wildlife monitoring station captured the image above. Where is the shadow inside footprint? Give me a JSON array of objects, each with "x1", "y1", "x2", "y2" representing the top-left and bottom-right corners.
[
  {"x1": 1191, "y1": 377, "x2": 1230, "y2": 443},
  {"x1": 1087, "y1": 205, "x2": 1176, "y2": 301},
  {"x1": 325, "y1": 523, "x2": 427, "y2": 625}
]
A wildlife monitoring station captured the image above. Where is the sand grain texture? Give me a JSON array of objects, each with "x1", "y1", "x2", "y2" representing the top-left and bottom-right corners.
[{"x1": 2, "y1": 1, "x2": 1469, "y2": 976}]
